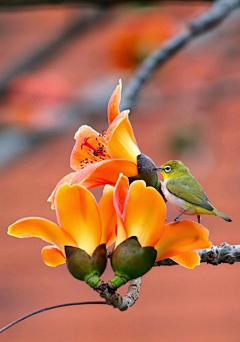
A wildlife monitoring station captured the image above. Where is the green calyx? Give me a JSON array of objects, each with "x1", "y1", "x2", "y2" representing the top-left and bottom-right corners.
[
  {"x1": 110, "y1": 236, "x2": 157, "y2": 288},
  {"x1": 129, "y1": 153, "x2": 159, "y2": 189},
  {"x1": 65, "y1": 244, "x2": 107, "y2": 288}
]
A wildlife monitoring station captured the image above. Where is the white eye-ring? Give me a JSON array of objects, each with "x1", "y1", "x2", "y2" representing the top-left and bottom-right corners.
[{"x1": 164, "y1": 165, "x2": 171, "y2": 173}]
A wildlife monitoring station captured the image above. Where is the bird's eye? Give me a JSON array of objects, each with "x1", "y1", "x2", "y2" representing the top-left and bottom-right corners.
[{"x1": 164, "y1": 166, "x2": 171, "y2": 173}]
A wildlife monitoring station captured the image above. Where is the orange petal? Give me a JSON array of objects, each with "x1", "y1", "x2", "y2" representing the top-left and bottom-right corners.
[
  {"x1": 55, "y1": 184, "x2": 102, "y2": 256},
  {"x1": 99, "y1": 185, "x2": 117, "y2": 246},
  {"x1": 71, "y1": 159, "x2": 138, "y2": 188},
  {"x1": 41, "y1": 245, "x2": 66, "y2": 267},
  {"x1": 113, "y1": 174, "x2": 129, "y2": 247},
  {"x1": 124, "y1": 180, "x2": 166, "y2": 247},
  {"x1": 155, "y1": 220, "x2": 212, "y2": 261},
  {"x1": 47, "y1": 172, "x2": 76, "y2": 209},
  {"x1": 108, "y1": 80, "x2": 122, "y2": 125},
  {"x1": 8, "y1": 217, "x2": 76, "y2": 255},
  {"x1": 70, "y1": 125, "x2": 109, "y2": 171},
  {"x1": 106, "y1": 111, "x2": 140, "y2": 163},
  {"x1": 113, "y1": 174, "x2": 129, "y2": 218},
  {"x1": 171, "y1": 250, "x2": 200, "y2": 269}
]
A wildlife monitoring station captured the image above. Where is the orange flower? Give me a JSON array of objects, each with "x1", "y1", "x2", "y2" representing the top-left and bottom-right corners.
[
  {"x1": 113, "y1": 174, "x2": 212, "y2": 269},
  {"x1": 48, "y1": 81, "x2": 140, "y2": 207},
  {"x1": 8, "y1": 184, "x2": 116, "y2": 267},
  {"x1": 70, "y1": 80, "x2": 140, "y2": 170}
]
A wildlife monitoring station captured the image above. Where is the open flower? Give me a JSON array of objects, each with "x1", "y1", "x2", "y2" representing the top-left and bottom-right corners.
[
  {"x1": 48, "y1": 81, "x2": 141, "y2": 207},
  {"x1": 8, "y1": 184, "x2": 117, "y2": 286},
  {"x1": 110, "y1": 174, "x2": 212, "y2": 287},
  {"x1": 70, "y1": 80, "x2": 140, "y2": 170}
]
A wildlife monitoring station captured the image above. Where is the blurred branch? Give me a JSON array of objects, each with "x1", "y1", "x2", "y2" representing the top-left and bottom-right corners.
[
  {"x1": 0, "y1": 7, "x2": 106, "y2": 96},
  {"x1": 0, "y1": 0, "x2": 215, "y2": 9},
  {"x1": 95, "y1": 277, "x2": 142, "y2": 311},
  {"x1": 155, "y1": 242, "x2": 240, "y2": 267},
  {"x1": 121, "y1": 0, "x2": 240, "y2": 111}
]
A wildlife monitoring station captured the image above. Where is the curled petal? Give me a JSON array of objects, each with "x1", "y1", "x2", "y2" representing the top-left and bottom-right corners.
[
  {"x1": 113, "y1": 174, "x2": 130, "y2": 247},
  {"x1": 8, "y1": 217, "x2": 76, "y2": 255},
  {"x1": 99, "y1": 185, "x2": 117, "y2": 246},
  {"x1": 155, "y1": 220, "x2": 212, "y2": 262},
  {"x1": 47, "y1": 172, "x2": 75, "y2": 209},
  {"x1": 106, "y1": 111, "x2": 140, "y2": 162},
  {"x1": 124, "y1": 180, "x2": 166, "y2": 247},
  {"x1": 72, "y1": 159, "x2": 138, "y2": 188},
  {"x1": 108, "y1": 80, "x2": 122, "y2": 125},
  {"x1": 55, "y1": 184, "x2": 102, "y2": 256},
  {"x1": 42, "y1": 246, "x2": 66, "y2": 267},
  {"x1": 171, "y1": 250, "x2": 200, "y2": 269},
  {"x1": 70, "y1": 125, "x2": 109, "y2": 171},
  {"x1": 113, "y1": 174, "x2": 129, "y2": 219}
]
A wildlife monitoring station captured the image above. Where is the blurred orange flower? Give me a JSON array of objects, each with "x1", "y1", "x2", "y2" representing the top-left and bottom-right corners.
[
  {"x1": 113, "y1": 174, "x2": 212, "y2": 269},
  {"x1": 8, "y1": 183, "x2": 116, "y2": 267},
  {"x1": 48, "y1": 81, "x2": 140, "y2": 207}
]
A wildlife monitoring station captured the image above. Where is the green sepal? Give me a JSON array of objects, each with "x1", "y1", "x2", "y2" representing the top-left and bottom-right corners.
[
  {"x1": 110, "y1": 236, "x2": 157, "y2": 288},
  {"x1": 129, "y1": 153, "x2": 159, "y2": 189},
  {"x1": 65, "y1": 244, "x2": 107, "y2": 288}
]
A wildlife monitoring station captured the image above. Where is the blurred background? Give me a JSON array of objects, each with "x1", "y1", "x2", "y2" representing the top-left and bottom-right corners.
[{"x1": 1, "y1": 1, "x2": 240, "y2": 341}]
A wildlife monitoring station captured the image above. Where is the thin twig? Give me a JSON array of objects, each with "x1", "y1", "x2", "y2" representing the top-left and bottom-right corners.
[
  {"x1": 155, "y1": 242, "x2": 240, "y2": 267},
  {"x1": 121, "y1": 0, "x2": 240, "y2": 111},
  {"x1": 0, "y1": 301, "x2": 110, "y2": 334}
]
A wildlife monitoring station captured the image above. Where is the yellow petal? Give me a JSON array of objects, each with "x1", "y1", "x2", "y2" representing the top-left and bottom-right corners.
[
  {"x1": 124, "y1": 180, "x2": 166, "y2": 247},
  {"x1": 106, "y1": 111, "x2": 140, "y2": 163},
  {"x1": 8, "y1": 217, "x2": 76, "y2": 255},
  {"x1": 47, "y1": 172, "x2": 76, "y2": 209},
  {"x1": 108, "y1": 80, "x2": 122, "y2": 125},
  {"x1": 72, "y1": 159, "x2": 138, "y2": 188},
  {"x1": 171, "y1": 250, "x2": 200, "y2": 269},
  {"x1": 70, "y1": 125, "x2": 110, "y2": 171},
  {"x1": 99, "y1": 185, "x2": 117, "y2": 246},
  {"x1": 115, "y1": 216, "x2": 128, "y2": 247},
  {"x1": 155, "y1": 220, "x2": 212, "y2": 261},
  {"x1": 41, "y1": 246, "x2": 66, "y2": 267},
  {"x1": 55, "y1": 184, "x2": 102, "y2": 256}
]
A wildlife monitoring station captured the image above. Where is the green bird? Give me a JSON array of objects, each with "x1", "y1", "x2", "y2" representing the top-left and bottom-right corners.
[{"x1": 154, "y1": 160, "x2": 232, "y2": 223}]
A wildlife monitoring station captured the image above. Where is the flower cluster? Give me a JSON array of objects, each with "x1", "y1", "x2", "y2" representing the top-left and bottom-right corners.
[{"x1": 8, "y1": 81, "x2": 212, "y2": 289}]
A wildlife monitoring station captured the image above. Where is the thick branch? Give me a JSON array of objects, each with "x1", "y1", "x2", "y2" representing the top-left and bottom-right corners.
[
  {"x1": 0, "y1": 0, "x2": 214, "y2": 9},
  {"x1": 155, "y1": 242, "x2": 240, "y2": 267},
  {"x1": 95, "y1": 278, "x2": 142, "y2": 311},
  {"x1": 121, "y1": 0, "x2": 240, "y2": 111},
  {"x1": 0, "y1": 8, "x2": 106, "y2": 96}
]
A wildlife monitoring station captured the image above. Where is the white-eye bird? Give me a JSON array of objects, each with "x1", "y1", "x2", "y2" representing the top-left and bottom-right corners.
[{"x1": 155, "y1": 160, "x2": 232, "y2": 223}]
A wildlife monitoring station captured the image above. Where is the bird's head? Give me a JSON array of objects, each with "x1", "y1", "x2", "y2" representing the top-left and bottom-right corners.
[{"x1": 154, "y1": 160, "x2": 190, "y2": 180}]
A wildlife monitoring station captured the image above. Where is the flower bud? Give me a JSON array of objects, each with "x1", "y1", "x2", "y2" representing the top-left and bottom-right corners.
[
  {"x1": 129, "y1": 153, "x2": 159, "y2": 188},
  {"x1": 110, "y1": 236, "x2": 157, "y2": 288},
  {"x1": 65, "y1": 244, "x2": 107, "y2": 288}
]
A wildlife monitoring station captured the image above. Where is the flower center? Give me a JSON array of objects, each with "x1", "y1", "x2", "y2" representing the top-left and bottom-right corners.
[{"x1": 79, "y1": 132, "x2": 111, "y2": 168}]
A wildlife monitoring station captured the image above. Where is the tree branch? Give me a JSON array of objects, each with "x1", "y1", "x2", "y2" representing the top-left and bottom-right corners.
[
  {"x1": 121, "y1": 0, "x2": 240, "y2": 111},
  {"x1": 0, "y1": 7, "x2": 106, "y2": 96},
  {"x1": 95, "y1": 277, "x2": 142, "y2": 311},
  {"x1": 0, "y1": 0, "x2": 214, "y2": 10},
  {"x1": 155, "y1": 242, "x2": 240, "y2": 267}
]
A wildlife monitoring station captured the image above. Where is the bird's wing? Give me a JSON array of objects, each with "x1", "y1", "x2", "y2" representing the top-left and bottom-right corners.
[{"x1": 166, "y1": 177, "x2": 214, "y2": 211}]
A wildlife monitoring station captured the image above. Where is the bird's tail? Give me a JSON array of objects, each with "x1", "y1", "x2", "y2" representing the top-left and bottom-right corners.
[{"x1": 213, "y1": 208, "x2": 232, "y2": 222}]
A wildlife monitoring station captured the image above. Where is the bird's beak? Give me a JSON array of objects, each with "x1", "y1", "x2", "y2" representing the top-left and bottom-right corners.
[{"x1": 153, "y1": 167, "x2": 163, "y2": 171}]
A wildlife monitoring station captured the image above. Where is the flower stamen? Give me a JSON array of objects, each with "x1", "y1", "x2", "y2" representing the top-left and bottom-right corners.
[{"x1": 81, "y1": 137, "x2": 105, "y2": 157}]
